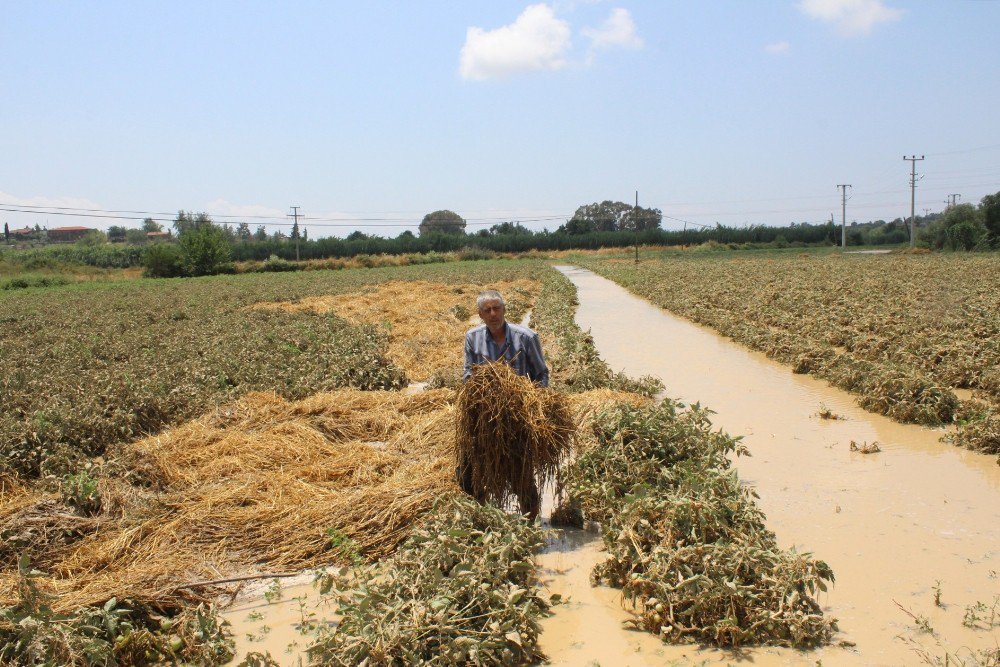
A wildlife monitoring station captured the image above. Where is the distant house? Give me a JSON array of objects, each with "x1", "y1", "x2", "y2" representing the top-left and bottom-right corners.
[
  {"x1": 146, "y1": 231, "x2": 171, "y2": 241},
  {"x1": 47, "y1": 226, "x2": 94, "y2": 243},
  {"x1": 8, "y1": 227, "x2": 35, "y2": 237}
]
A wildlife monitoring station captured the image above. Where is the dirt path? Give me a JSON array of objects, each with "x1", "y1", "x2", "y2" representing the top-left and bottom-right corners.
[{"x1": 550, "y1": 265, "x2": 1000, "y2": 666}]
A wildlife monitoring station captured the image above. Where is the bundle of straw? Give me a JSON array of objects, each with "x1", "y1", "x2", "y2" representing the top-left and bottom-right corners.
[{"x1": 455, "y1": 361, "x2": 574, "y2": 506}]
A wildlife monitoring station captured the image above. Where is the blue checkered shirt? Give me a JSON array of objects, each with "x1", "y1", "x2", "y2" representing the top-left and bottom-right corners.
[{"x1": 463, "y1": 322, "x2": 549, "y2": 387}]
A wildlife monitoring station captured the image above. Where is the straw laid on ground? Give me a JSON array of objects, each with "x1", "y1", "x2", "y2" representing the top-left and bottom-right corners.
[
  {"x1": 0, "y1": 390, "x2": 458, "y2": 613},
  {"x1": 455, "y1": 361, "x2": 574, "y2": 507},
  {"x1": 252, "y1": 279, "x2": 539, "y2": 381}
]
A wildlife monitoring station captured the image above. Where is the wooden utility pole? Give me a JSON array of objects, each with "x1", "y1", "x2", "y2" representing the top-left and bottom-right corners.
[
  {"x1": 837, "y1": 184, "x2": 852, "y2": 248},
  {"x1": 903, "y1": 155, "x2": 924, "y2": 248},
  {"x1": 288, "y1": 206, "x2": 303, "y2": 261}
]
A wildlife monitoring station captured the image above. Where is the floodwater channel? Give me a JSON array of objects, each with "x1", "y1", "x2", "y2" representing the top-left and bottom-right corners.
[
  {"x1": 223, "y1": 266, "x2": 1000, "y2": 666},
  {"x1": 548, "y1": 264, "x2": 1000, "y2": 666}
]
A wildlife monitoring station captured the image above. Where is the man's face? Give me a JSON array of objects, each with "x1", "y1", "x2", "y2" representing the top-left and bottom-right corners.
[{"x1": 478, "y1": 299, "x2": 506, "y2": 329}]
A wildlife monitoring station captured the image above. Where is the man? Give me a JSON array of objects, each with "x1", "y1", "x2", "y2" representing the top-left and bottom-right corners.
[
  {"x1": 460, "y1": 289, "x2": 549, "y2": 518},
  {"x1": 463, "y1": 290, "x2": 549, "y2": 387}
]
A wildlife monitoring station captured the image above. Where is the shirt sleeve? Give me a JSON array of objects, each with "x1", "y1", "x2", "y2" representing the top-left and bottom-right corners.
[
  {"x1": 463, "y1": 331, "x2": 475, "y2": 382},
  {"x1": 528, "y1": 332, "x2": 550, "y2": 388}
]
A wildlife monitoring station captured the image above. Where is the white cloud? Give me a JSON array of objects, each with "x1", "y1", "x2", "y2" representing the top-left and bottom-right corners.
[
  {"x1": 205, "y1": 199, "x2": 287, "y2": 219},
  {"x1": 765, "y1": 41, "x2": 791, "y2": 55},
  {"x1": 582, "y1": 8, "x2": 643, "y2": 51},
  {"x1": 0, "y1": 190, "x2": 103, "y2": 211},
  {"x1": 460, "y1": 4, "x2": 572, "y2": 81},
  {"x1": 798, "y1": 0, "x2": 903, "y2": 36}
]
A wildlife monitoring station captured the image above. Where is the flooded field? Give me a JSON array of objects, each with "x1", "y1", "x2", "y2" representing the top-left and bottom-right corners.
[{"x1": 556, "y1": 265, "x2": 1000, "y2": 665}]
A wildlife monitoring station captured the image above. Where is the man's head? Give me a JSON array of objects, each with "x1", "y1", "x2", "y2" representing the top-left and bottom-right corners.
[{"x1": 476, "y1": 290, "x2": 506, "y2": 331}]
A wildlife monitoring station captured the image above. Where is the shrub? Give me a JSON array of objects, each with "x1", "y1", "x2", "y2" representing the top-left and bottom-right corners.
[
  {"x1": 178, "y1": 223, "x2": 232, "y2": 277},
  {"x1": 142, "y1": 243, "x2": 185, "y2": 278}
]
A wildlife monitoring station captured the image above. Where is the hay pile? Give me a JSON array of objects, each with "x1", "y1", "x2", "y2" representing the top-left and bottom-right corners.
[
  {"x1": 0, "y1": 385, "x2": 634, "y2": 618},
  {"x1": 456, "y1": 361, "x2": 574, "y2": 508},
  {"x1": 0, "y1": 389, "x2": 457, "y2": 613},
  {"x1": 252, "y1": 279, "x2": 539, "y2": 381}
]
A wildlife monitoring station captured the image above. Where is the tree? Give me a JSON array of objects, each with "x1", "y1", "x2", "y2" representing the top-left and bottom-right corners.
[
  {"x1": 76, "y1": 230, "x2": 108, "y2": 246},
  {"x1": 125, "y1": 228, "x2": 148, "y2": 244},
  {"x1": 980, "y1": 191, "x2": 1000, "y2": 242},
  {"x1": 4, "y1": 223, "x2": 9, "y2": 243},
  {"x1": 178, "y1": 217, "x2": 232, "y2": 276},
  {"x1": 143, "y1": 243, "x2": 185, "y2": 278},
  {"x1": 346, "y1": 230, "x2": 369, "y2": 241},
  {"x1": 922, "y1": 203, "x2": 987, "y2": 250},
  {"x1": 107, "y1": 225, "x2": 127, "y2": 243},
  {"x1": 418, "y1": 210, "x2": 466, "y2": 236},
  {"x1": 488, "y1": 221, "x2": 531, "y2": 235},
  {"x1": 236, "y1": 222, "x2": 252, "y2": 242},
  {"x1": 291, "y1": 220, "x2": 301, "y2": 240},
  {"x1": 566, "y1": 200, "x2": 662, "y2": 233},
  {"x1": 254, "y1": 226, "x2": 267, "y2": 241},
  {"x1": 173, "y1": 211, "x2": 212, "y2": 236},
  {"x1": 142, "y1": 217, "x2": 163, "y2": 233}
]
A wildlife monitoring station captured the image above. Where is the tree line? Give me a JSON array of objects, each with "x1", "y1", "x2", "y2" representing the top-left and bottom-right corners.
[{"x1": 6, "y1": 194, "x2": 999, "y2": 278}]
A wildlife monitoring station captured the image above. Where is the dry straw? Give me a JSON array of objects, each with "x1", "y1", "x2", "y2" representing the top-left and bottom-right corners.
[
  {"x1": 455, "y1": 361, "x2": 574, "y2": 507},
  {"x1": 251, "y1": 279, "x2": 539, "y2": 381},
  {"x1": 0, "y1": 390, "x2": 458, "y2": 613}
]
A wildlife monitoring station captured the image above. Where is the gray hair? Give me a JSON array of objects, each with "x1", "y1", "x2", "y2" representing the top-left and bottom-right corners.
[{"x1": 476, "y1": 290, "x2": 505, "y2": 310}]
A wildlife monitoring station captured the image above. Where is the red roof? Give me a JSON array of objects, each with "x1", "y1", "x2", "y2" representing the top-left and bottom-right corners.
[
  {"x1": 9, "y1": 227, "x2": 34, "y2": 234},
  {"x1": 49, "y1": 226, "x2": 93, "y2": 232}
]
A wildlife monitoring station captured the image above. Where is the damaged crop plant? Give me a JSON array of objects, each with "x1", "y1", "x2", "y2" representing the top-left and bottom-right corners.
[
  {"x1": 0, "y1": 256, "x2": 838, "y2": 664},
  {"x1": 560, "y1": 400, "x2": 837, "y2": 648},
  {"x1": 580, "y1": 251, "x2": 1000, "y2": 461},
  {"x1": 308, "y1": 496, "x2": 550, "y2": 666}
]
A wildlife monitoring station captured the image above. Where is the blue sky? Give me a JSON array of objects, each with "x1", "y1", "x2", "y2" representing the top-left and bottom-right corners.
[{"x1": 2, "y1": 1, "x2": 998, "y2": 237}]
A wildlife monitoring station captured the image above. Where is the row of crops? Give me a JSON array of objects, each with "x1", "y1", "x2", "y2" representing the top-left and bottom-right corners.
[
  {"x1": 577, "y1": 250, "x2": 1000, "y2": 460},
  {"x1": 0, "y1": 260, "x2": 841, "y2": 664}
]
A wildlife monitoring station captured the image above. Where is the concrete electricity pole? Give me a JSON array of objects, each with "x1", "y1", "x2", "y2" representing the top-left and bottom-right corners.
[
  {"x1": 288, "y1": 206, "x2": 303, "y2": 261},
  {"x1": 945, "y1": 194, "x2": 961, "y2": 208},
  {"x1": 903, "y1": 155, "x2": 925, "y2": 248},
  {"x1": 837, "y1": 184, "x2": 852, "y2": 248},
  {"x1": 633, "y1": 190, "x2": 639, "y2": 264}
]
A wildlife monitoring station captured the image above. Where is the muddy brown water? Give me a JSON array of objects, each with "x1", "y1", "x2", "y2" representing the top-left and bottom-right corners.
[
  {"x1": 547, "y1": 265, "x2": 1000, "y2": 666},
  {"x1": 224, "y1": 268, "x2": 1000, "y2": 665}
]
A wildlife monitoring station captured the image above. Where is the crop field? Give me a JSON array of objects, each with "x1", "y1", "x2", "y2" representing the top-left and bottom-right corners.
[
  {"x1": 577, "y1": 250, "x2": 1000, "y2": 460},
  {"x1": 0, "y1": 258, "x2": 848, "y2": 665}
]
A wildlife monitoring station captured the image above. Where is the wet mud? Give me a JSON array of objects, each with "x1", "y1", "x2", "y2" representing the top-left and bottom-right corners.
[{"x1": 550, "y1": 265, "x2": 1000, "y2": 665}]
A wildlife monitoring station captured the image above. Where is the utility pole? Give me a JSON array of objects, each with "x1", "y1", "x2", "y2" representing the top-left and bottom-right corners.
[
  {"x1": 903, "y1": 155, "x2": 924, "y2": 248},
  {"x1": 837, "y1": 184, "x2": 852, "y2": 248},
  {"x1": 945, "y1": 193, "x2": 961, "y2": 208},
  {"x1": 633, "y1": 190, "x2": 639, "y2": 264},
  {"x1": 288, "y1": 206, "x2": 303, "y2": 261}
]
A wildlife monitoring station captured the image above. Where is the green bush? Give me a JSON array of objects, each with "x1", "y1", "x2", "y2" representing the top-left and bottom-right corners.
[
  {"x1": 260, "y1": 254, "x2": 299, "y2": 272},
  {"x1": 142, "y1": 243, "x2": 185, "y2": 278},
  {"x1": 179, "y1": 223, "x2": 232, "y2": 277}
]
